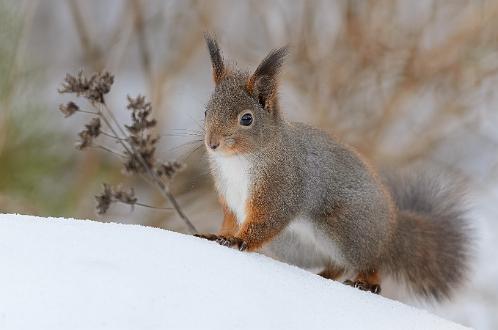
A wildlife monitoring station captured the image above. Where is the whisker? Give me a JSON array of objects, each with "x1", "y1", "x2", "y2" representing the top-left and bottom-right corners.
[
  {"x1": 160, "y1": 132, "x2": 203, "y2": 138},
  {"x1": 181, "y1": 143, "x2": 205, "y2": 163},
  {"x1": 186, "y1": 170, "x2": 212, "y2": 185},
  {"x1": 166, "y1": 128, "x2": 205, "y2": 134},
  {"x1": 166, "y1": 139, "x2": 204, "y2": 153},
  {"x1": 186, "y1": 113, "x2": 205, "y2": 132}
]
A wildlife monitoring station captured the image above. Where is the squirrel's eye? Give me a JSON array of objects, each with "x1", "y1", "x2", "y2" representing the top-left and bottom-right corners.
[{"x1": 240, "y1": 113, "x2": 253, "y2": 126}]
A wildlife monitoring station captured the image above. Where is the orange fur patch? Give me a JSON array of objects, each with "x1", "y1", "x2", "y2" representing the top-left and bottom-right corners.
[
  {"x1": 318, "y1": 266, "x2": 345, "y2": 280},
  {"x1": 213, "y1": 69, "x2": 228, "y2": 85},
  {"x1": 354, "y1": 269, "x2": 381, "y2": 286},
  {"x1": 236, "y1": 196, "x2": 287, "y2": 251},
  {"x1": 246, "y1": 76, "x2": 256, "y2": 95},
  {"x1": 219, "y1": 198, "x2": 239, "y2": 236}
]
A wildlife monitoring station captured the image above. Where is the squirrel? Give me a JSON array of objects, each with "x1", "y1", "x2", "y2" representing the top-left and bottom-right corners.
[{"x1": 196, "y1": 35, "x2": 472, "y2": 300}]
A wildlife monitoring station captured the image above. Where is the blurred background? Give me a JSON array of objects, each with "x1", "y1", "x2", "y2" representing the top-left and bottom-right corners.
[{"x1": 0, "y1": 0, "x2": 497, "y2": 328}]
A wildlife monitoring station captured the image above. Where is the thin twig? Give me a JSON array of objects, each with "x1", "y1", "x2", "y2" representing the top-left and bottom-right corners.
[
  {"x1": 92, "y1": 144, "x2": 126, "y2": 158},
  {"x1": 134, "y1": 202, "x2": 173, "y2": 210},
  {"x1": 96, "y1": 104, "x2": 133, "y2": 154},
  {"x1": 77, "y1": 109, "x2": 99, "y2": 115},
  {"x1": 100, "y1": 131, "x2": 126, "y2": 140},
  {"x1": 181, "y1": 143, "x2": 204, "y2": 163}
]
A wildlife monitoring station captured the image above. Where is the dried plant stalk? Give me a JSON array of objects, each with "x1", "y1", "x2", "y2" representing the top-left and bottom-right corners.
[{"x1": 58, "y1": 70, "x2": 198, "y2": 234}]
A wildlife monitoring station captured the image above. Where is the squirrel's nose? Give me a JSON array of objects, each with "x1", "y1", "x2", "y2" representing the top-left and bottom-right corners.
[
  {"x1": 207, "y1": 136, "x2": 220, "y2": 150},
  {"x1": 209, "y1": 141, "x2": 220, "y2": 150}
]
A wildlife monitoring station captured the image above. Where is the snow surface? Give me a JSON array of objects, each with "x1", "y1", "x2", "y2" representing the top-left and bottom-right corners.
[{"x1": 0, "y1": 214, "x2": 468, "y2": 330}]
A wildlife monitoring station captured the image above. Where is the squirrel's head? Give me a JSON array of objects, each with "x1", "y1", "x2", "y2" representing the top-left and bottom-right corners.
[{"x1": 203, "y1": 35, "x2": 288, "y2": 156}]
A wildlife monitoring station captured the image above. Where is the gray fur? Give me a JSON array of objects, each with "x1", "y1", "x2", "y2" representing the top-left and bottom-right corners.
[{"x1": 381, "y1": 171, "x2": 472, "y2": 300}]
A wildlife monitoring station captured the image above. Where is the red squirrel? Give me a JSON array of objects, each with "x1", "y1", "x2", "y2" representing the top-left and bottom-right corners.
[{"x1": 196, "y1": 35, "x2": 471, "y2": 300}]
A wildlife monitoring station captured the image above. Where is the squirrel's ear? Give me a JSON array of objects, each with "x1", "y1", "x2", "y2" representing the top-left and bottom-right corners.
[
  {"x1": 247, "y1": 46, "x2": 288, "y2": 112},
  {"x1": 205, "y1": 34, "x2": 226, "y2": 85}
]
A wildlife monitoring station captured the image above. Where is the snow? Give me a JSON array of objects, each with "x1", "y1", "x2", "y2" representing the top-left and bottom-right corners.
[{"x1": 0, "y1": 214, "x2": 468, "y2": 330}]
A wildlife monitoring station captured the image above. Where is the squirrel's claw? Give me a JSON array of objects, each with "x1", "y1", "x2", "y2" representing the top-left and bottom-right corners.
[
  {"x1": 370, "y1": 284, "x2": 381, "y2": 294},
  {"x1": 344, "y1": 279, "x2": 381, "y2": 294},
  {"x1": 195, "y1": 233, "x2": 247, "y2": 251},
  {"x1": 215, "y1": 235, "x2": 248, "y2": 251}
]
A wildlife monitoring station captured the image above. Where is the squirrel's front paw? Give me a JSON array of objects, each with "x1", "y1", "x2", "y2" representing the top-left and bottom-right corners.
[
  {"x1": 216, "y1": 235, "x2": 248, "y2": 251},
  {"x1": 195, "y1": 233, "x2": 247, "y2": 251}
]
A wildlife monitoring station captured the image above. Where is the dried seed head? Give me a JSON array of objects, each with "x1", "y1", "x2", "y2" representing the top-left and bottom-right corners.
[
  {"x1": 125, "y1": 94, "x2": 156, "y2": 134},
  {"x1": 156, "y1": 161, "x2": 185, "y2": 179},
  {"x1": 127, "y1": 95, "x2": 149, "y2": 111},
  {"x1": 112, "y1": 185, "x2": 137, "y2": 206},
  {"x1": 85, "y1": 118, "x2": 101, "y2": 137},
  {"x1": 94, "y1": 72, "x2": 114, "y2": 96},
  {"x1": 95, "y1": 183, "x2": 113, "y2": 214},
  {"x1": 59, "y1": 71, "x2": 114, "y2": 104},
  {"x1": 76, "y1": 117, "x2": 101, "y2": 150},
  {"x1": 76, "y1": 131, "x2": 93, "y2": 150},
  {"x1": 59, "y1": 71, "x2": 94, "y2": 96},
  {"x1": 59, "y1": 101, "x2": 79, "y2": 117},
  {"x1": 123, "y1": 153, "x2": 142, "y2": 174},
  {"x1": 95, "y1": 183, "x2": 138, "y2": 214},
  {"x1": 120, "y1": 94, "x2": 161, "y2": 175},
  {"x1": 122, "y1": 142, "x2": 156, "y2": 175}
]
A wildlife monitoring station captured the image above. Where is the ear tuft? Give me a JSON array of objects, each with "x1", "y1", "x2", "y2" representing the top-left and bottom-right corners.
[
  {"x1": 204, "y1": 33, "x2": 226, "y2": 84},
  {"x1": 247, "y1": 46, "x2": 288, "y2": 111},
  {"x1": 251, "y1": 46, "x2": 288, "y2": 86}
]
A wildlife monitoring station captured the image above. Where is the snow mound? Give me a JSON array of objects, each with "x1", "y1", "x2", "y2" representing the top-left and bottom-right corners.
[{"x1": 0, "y1": 214, "x2": 467, "y2": 330}]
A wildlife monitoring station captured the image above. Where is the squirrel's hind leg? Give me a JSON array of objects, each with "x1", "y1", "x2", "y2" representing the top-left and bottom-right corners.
[
  {"x1": 344, "y1": 269, "x2": 381, "y2": 294},
  {"x1": 318, "y1": 265, "x2": 345, "y2": 281}
]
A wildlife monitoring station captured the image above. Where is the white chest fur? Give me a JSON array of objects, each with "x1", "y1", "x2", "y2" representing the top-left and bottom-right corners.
[{"x1": 210, "y1": 154, "x2": 252, "y2": 224}]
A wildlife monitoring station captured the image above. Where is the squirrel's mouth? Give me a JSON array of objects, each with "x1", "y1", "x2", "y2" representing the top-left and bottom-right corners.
[
  {"x1": 205, "y1": 143, "x2": 235, "y2": 155},
  {"x1": 206, "y1": 133, "x2": 237, "y2": 153},
  {"x1": 205, "y1": 137, "x2": 249, "y2": 156}
]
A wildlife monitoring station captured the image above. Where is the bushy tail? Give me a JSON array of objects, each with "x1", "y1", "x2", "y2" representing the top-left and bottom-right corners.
[{"x1": 381, "y1": 171, "x2": 472, "y2": 301}]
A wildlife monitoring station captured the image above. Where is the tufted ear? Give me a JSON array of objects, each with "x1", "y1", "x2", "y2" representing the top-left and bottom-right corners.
[
  {"x1": 205, "y1": 34, "x2": 226, "y2": 85},
  {"x1": 247, "y1": 46, "x2": 288, "y2": 113}
]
